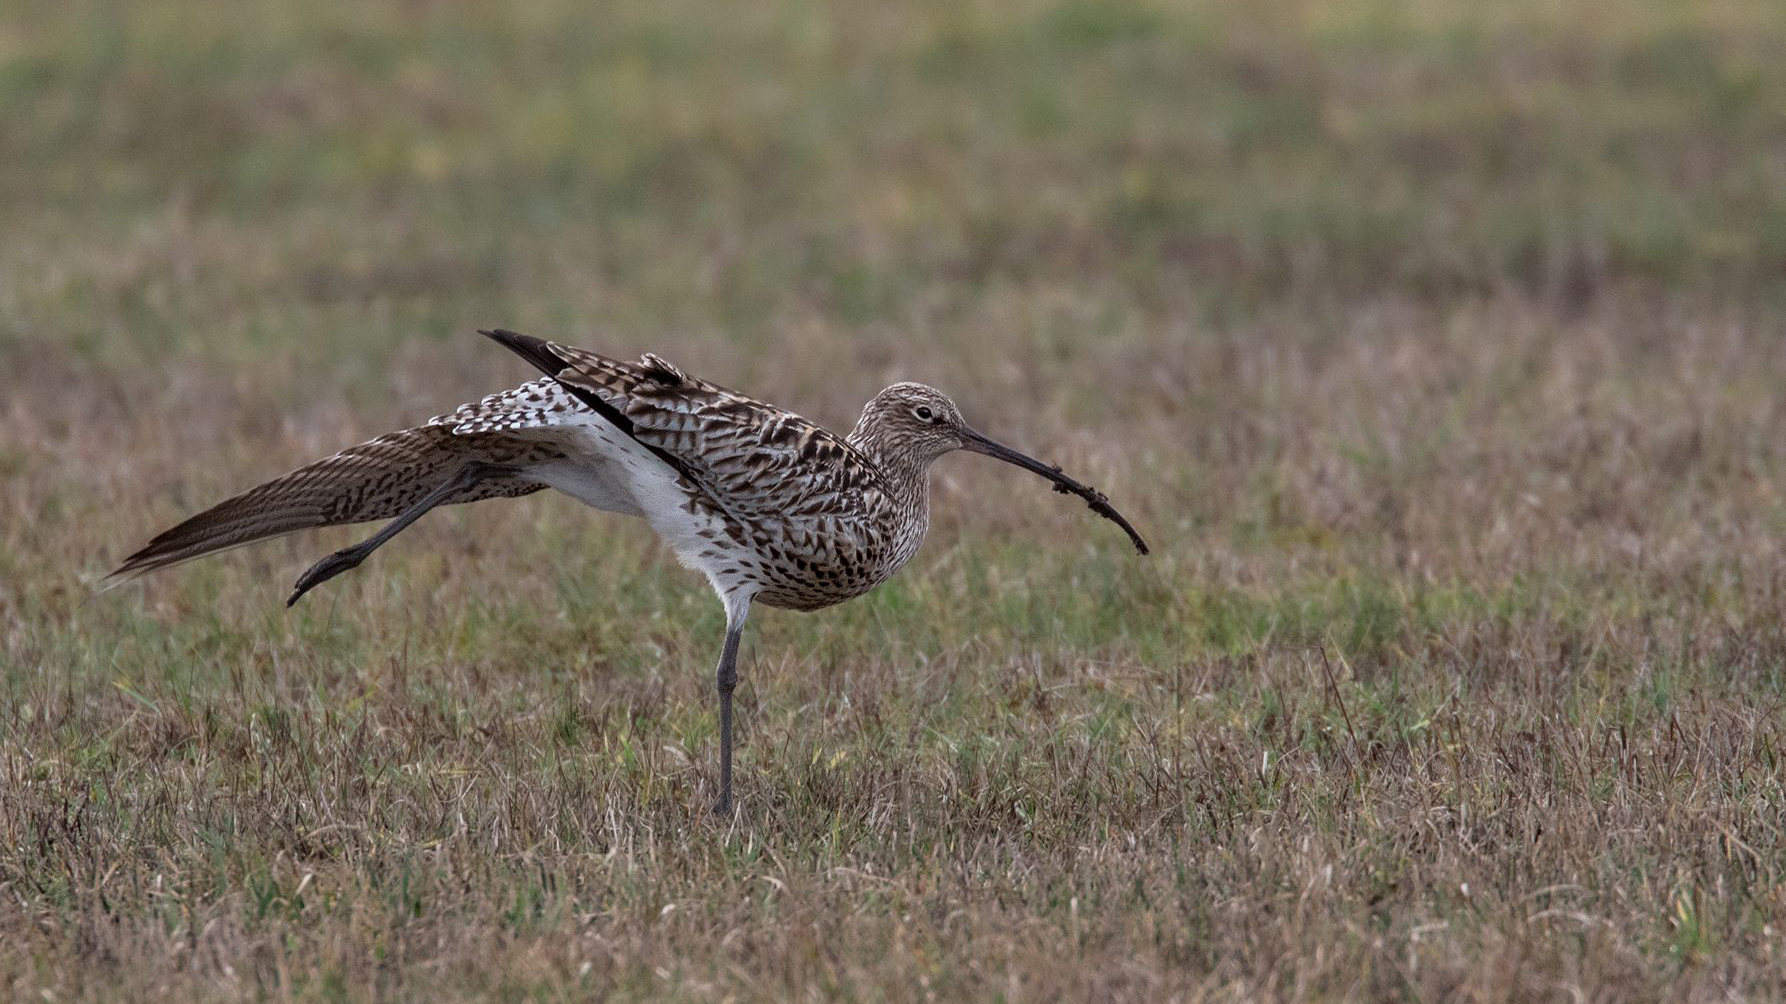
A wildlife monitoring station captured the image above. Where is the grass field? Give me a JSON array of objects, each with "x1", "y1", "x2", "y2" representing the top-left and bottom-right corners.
[{"x1": 5, "y1": 0, "x2": 1786, "y2": 1000}]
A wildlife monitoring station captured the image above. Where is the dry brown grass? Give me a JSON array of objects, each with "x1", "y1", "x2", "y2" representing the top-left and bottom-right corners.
[
  {"x1": 5, "y1": 0, "x2": 1786, "y2": 1000},
  {"x1": 7, "y1": 291, "x2": 1785, "y2": 1002}
]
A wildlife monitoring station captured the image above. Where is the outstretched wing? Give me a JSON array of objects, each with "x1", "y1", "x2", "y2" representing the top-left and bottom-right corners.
[
  {"x1": 480, "y1": 329, "x2": 887, "y2": 520},
  {"x1": 111, "y1": 424, "x2": 553, "y2": 580}
]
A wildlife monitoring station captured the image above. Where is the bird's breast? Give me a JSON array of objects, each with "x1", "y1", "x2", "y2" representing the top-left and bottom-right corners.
[{"x1": 723, "y1": 501, "x2": 929, "y2": 611}]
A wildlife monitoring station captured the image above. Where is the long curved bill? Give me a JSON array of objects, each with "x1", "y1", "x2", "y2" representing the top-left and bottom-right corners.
[{"x1": 961, "y1": 428, "x2": 1150, "y2": 555}]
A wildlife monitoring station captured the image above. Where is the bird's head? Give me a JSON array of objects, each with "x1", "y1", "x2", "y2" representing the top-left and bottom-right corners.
[
  {"x1": 853, "y1": 383, "x2": 971, "y2": 463},
  {"x1": 850, "y1": 382, "x2": 1150, "y2": 554}
]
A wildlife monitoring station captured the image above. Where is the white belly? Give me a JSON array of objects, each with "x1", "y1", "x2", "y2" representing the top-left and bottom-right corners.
[{"x1": 505, "y1": 418, "x2": 760, "y2": 602}]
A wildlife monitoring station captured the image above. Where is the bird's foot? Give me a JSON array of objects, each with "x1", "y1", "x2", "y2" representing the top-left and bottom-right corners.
[{"x1": 287, "y1": 547, "x2": 366, "y2": 607}]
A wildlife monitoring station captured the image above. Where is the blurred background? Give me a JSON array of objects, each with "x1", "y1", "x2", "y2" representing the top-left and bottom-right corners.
[
  {"x1": 5, "y1": 0, "x2": 1786, "y2": 999},
  {"x1": 6, "y1": 0, "x2": 1782, "y2": 384}
]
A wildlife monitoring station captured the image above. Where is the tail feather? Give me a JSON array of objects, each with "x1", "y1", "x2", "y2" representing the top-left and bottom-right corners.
[{"x1": 110, "y1": 424, "x2": 550, "y2": 581}]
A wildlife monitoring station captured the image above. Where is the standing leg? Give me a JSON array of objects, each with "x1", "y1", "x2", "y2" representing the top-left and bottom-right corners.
[{"x1": 713, "y1": 592, "x2": 751, "y2": 815}]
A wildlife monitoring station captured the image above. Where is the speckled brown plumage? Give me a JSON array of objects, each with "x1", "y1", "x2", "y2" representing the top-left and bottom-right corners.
[{"x1": 113, "y1": 328, "x2": 1148, "y2": 812}]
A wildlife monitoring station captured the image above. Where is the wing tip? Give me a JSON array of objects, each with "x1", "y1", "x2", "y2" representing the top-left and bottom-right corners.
[
  {"x1": 103, "y1": 538, "x2": 197, "y2": 583},
  {"x1": 108, "y1": 538, "x2": 172, "y2": 581},
  {"x1": 480, "y1": 329, "x2": 567, "y2": 377}
]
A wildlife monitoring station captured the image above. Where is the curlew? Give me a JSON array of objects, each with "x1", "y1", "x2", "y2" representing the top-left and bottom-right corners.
[{"x1": 113, "y1": 331, "x2": 1149, "y2": 812}]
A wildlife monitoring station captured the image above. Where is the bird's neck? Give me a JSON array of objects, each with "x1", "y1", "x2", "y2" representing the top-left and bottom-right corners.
[
  {"x1": 847, "y1": 427, "x2": 934, "y2": 510},
  {"x1": 847, "y1": 424, "x2": 935, "y2": 571}
]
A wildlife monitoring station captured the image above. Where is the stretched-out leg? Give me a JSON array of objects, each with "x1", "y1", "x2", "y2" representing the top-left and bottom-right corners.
[
  {"x1": 713, "y1": 591, "x2": 752, "y2": 814},
  {"x1": 286, "y1": 461, "x2": 514, "y2": 607}
]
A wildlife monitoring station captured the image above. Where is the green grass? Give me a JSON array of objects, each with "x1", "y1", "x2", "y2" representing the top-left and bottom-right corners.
[{"x1": 4, "y1": 0, "x2": 1786, "y2": 1000}]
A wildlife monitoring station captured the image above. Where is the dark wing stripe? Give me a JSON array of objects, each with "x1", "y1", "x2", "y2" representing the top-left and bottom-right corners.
[{"x1": 479, "y1": 328, "x2": 698, "y2": 480}]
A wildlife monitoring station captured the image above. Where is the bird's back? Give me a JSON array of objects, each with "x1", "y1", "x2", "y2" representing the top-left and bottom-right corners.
[{"x1": 484, "y1": 333, "x2": 929, "y2": 610}]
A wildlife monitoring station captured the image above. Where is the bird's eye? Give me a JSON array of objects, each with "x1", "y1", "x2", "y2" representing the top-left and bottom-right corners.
[{"x1": 914, "y1": 406, "x2": 934, "y2": 421}]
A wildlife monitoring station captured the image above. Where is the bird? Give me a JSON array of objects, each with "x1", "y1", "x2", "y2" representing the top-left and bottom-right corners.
[{"x1": 111, "y1": 330, "x2": 1150, "y2": 813}]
